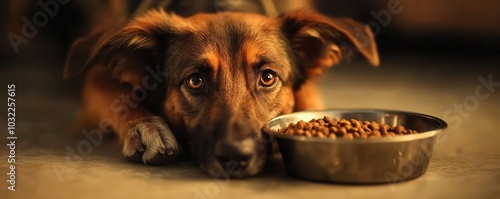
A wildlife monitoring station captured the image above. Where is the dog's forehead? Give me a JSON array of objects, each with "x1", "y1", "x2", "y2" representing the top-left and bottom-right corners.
[
  {"x1": 187, "y1": 12, "x2": 278, "y2": 45},
  {"x1": 187, "y1": 13, "x2": 283, "y2": 62},
  {"x1": 188, "y1": 12, "x2": 270, "y2": 27},
  {"x1": 166, "y1": 12, "x2": 292, "y2": 82}
]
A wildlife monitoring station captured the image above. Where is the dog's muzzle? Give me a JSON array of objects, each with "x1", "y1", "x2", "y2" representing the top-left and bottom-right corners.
[{"x1": 214, "y1": 138, "x2": 255, "y2": 175}]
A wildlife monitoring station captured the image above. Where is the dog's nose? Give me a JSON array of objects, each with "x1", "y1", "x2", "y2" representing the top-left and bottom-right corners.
[{"x1": 215, "y1": 139, "x2": 254, "y2": 172}]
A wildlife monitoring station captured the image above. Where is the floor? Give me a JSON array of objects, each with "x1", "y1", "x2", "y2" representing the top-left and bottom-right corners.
[{"x1": 1, "y1": 51, "x2": 499, "y2": 199}]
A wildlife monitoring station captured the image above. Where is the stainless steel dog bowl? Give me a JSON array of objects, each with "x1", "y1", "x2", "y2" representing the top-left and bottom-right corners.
[{"x1": 264, "y1": 109, "x2": 447, "y2": 184}]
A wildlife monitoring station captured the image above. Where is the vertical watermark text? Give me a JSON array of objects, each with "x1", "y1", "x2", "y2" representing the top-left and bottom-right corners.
[{"x1": 6, "y1": 84, "x2": 17, "y2": 191}]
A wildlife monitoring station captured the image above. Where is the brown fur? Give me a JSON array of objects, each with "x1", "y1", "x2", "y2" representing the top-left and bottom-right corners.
[{"x1": 65, "y1": 9, "x2": 378, "y2": 177}]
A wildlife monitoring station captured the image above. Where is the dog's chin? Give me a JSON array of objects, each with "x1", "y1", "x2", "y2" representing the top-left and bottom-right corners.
[{"x1": 200, "y1": 154, "x2": 267, "y2": 178}]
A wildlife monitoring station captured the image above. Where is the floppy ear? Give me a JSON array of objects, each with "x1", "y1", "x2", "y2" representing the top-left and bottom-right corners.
[
  {"x1": 63, "y1": 10, "x2": 189, "y2": 80},
  {"x1": 280, "y1": 10, "x2": 379, "y2": 77}
]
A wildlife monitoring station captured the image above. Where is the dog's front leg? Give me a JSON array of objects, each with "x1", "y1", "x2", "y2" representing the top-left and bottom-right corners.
[{"x1": 82, "y1": 65, "x2": 182, "y2": 164}]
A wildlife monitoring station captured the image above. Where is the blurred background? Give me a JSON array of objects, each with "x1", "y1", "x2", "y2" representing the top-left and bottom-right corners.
[{"x1": 1, "y1": 0, "x2": 499, "y2": 198}]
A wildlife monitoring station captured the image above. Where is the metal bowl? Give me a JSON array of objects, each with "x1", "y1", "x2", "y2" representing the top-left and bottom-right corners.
[{"x1": 264, "y1": 109, "x2": 447, "y2": 184}]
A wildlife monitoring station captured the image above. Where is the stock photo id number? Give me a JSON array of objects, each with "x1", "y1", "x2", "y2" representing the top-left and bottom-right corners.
[{"x1": 7, "y1": 84, "x2": 16, "y2": 191}]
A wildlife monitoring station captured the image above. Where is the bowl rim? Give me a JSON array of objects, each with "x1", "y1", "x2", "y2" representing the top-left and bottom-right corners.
[{"x1": 265, "y1": 108, "x2": 448, "y2": 143}]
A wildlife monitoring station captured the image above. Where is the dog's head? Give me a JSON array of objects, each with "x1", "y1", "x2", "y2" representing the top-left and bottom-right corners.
[{"x1": 65, "y1": 10, "x2": 378, "y2": 177}]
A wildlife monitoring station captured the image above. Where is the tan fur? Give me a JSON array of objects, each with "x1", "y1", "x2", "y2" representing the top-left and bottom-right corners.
[{"x1": 66, "y1": 9, "x2": 379, "y2": 177}]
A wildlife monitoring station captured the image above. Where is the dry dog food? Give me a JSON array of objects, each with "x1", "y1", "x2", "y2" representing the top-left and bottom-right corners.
[{"x1": 278, "y1": 116, "x2": 418, "y2": 139}]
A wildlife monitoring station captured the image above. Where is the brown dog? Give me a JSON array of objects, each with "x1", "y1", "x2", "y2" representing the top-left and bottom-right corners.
[{"x1": 64, "y1": 9, "x2": 378, "y2": 177}]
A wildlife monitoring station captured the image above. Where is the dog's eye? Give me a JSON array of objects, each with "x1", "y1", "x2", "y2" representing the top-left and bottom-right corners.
[
  {"x1": 186, "y1": 73, "x2": 204, "y2": 90},
  {"x1": 259, "y1": 69, "x2": 278, "y2": 87}
]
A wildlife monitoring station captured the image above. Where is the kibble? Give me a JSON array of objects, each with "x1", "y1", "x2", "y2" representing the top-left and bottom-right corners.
[{"x1": 278, "y1": 116, "x2": 419, "y2": 139}]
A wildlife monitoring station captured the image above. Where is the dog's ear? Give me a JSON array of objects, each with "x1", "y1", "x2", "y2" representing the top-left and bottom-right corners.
[
  {"x1": 279, "y1": 10, "x2": 379, "y2": 77},
  {"x1": 63, "y1": 10, "x2": 189, "y2": 80}
]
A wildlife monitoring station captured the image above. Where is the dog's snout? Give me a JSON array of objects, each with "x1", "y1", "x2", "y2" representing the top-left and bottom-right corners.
[{"x1": 215, "y1": 139, "x2": 255, "y2": 173}]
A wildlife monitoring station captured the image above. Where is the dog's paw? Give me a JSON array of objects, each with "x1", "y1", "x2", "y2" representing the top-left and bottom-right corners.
[{"x1": 122, "y1": 116, "x2": 182, "y2": 165}]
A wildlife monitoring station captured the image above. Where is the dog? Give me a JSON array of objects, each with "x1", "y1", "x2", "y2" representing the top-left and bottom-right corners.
[{"x1": 63, "y1": 5, "x2": 379, "y2": 177}]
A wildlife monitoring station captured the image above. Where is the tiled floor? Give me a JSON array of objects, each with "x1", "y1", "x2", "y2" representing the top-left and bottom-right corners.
[{"x1": 1, "y1": 52, "x2": 499, "y2": 199}]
